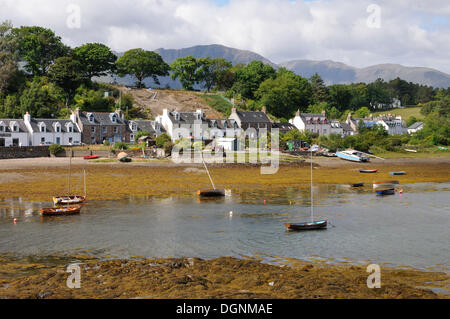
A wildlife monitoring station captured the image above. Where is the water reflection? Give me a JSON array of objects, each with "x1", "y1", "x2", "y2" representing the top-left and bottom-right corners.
[{"x1": 0, "y1": 183, "x2": 449, "y2": 271}]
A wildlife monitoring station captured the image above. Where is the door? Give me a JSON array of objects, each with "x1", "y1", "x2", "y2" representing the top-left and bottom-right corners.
[
  {"x1": 12, "y1": 138, "x2": 19, "y2": 147},
  {"x1": 56, "y1": 137, "x2": 61, "y2": 145},
  {"x1": 0, "y1": 138, "x2": 4, "y2": 147}
]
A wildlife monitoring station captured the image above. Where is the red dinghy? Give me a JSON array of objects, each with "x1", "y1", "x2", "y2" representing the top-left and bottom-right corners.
[
  {"x1": 83, "y1": 155, "x2": 99, "y2": 160},
  {"x1": 359, "y1": 169, "x2": 377, "y2": 173}
]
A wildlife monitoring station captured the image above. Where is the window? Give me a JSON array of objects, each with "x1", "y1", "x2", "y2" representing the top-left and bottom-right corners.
[
  {"x1": 68, "y1": 126, "x2": 73, "y2": 133},
  {"x1": 41, "y1": 137, "x2": 45, "y2": 143},
  {"x1": 111, "y1": 115, "x2": 117, "y2": 123},
  {"x1": 56, "y1": 137, "x2": 61, "y2": 144},
  {"x1": 12, "y1": 138, "x2": 19, "y2": 147},
  {"x1": 91, "y1": 127, "x2": 96, "y2": 133},
  {"x1": 103, "y1": 126, "x2": 107, "y2": 134},
  {"x1": 130, "y1": 134, "x2": 134, "y2": 141},
  {"x1": 40, "y1": 124, "x2": 45, "y2": 132},
  {"x1": 69, "y1": 137, "x2": 73, "y2": 144},
  {"x1": 114, "y1": 127, "x2": 118, "y2": 134},
  {"x1": 55, "y1": 125, "x2": 60, "y2": 133},
  {"x1": 88, "y1": 114, "x2": 94, "y2": 123}
]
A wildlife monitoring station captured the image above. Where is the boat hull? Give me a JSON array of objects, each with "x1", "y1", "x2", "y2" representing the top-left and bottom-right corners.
[
  {"x1": 197, "y1": 189, "x2": 225, "y2": 197},
  {"x1": 375, "y1": 188, "x2": 395, "y2": 195},
  {"x1": 350, "y1": 183, "x2": 364, "y2": 187},
  {"x1": 40, "y1": 206, "x2": 81, "y2": 216},
  {"x1": 336, "y1": 151, "x2": 370, "y2": 162},
  {"x1": 390, "y1": 172, "x2": 406, "y2": 175},
  {"x1": 53, "y1": 196, "x2": 86, "y2": 205},
  {"x1": 359, "y1": 169, "x2": 377, "y2": 173},
  {"x1": 83, "y1": 155, "x2": 99, "y2": 160},
  {"x1": 284, "y1": 220, "x2": 328, "y2": 231}
]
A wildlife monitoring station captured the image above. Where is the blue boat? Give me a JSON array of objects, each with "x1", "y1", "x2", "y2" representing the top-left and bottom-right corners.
[
  {"x1": 390, "y1": 171, "x2": 406, "y2": 175},
  {"x1": 336, "y1": 150, "x2": 370, "y2": 162},
  {"x1": 375, "y1": 188, "x2": 395, "y2": 195}
]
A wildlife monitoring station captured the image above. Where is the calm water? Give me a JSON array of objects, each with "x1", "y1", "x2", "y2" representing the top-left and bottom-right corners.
[{"x1": 0, "y1": 183, "x2": 449, "y2": 270}]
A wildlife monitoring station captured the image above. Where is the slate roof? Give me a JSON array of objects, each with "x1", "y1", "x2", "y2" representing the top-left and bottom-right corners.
[
  {"x1": 340, "y1": 122, "x2": 354, "y2": 132},
  {"x1": 0, "y1": 119, "x2": 28, "y2": 133},
  {"x1": 408, "y1": 121, "x2": 424, "y2": 130},
  {"x1": 300, "y1": 113, "x2": 328, "y2": 125},
  {"x1": 207, "y1": 119, "x2": 238, "y2": 129},
  {"x1": 271, "y1": 122, "x2": 296, "y2": 131},
  {"x1": 29, "y1": 119, "x2": 80, "y2": 133},
  {"x1": 128, "y1": 120, "x2": 156, "y2": 135},
  {"x1": 79, "y1": 112, "x2": 126, "y2": 125},
  {"x1": 235, "y1": 111, "x2": 271, "y2": 123},
  {"x1": 167, "y1": 111, "x2": 206, "y2": 124}
]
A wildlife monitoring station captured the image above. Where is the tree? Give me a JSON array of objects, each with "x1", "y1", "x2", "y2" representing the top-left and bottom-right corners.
[
  {"x1": 48, "y1": 56, "x2": 84, "y2": 106},
  {"x1": 19, "y1": 77, "x2": 62, "y2": 117},
  {"x1": 72, "y1": 43, "x2": 117, "y2": 80},
  {"x1": 116, "y1": 49, "x2": 169, "y2": 88},
  {"x1": 196, "y1": 57, "x2": 233, "y2": 91},
  {"x1": 0, "y1": 21, "x2": 19, "y2": 94},
  {"x1": 328, "y1": 84, "x2": 353, "y2": 112},
  {"x1": 354, "y1": 106, "x2": 371, "y2": 118},
  {"x1": 231, "y1": 60, "x2": 276, "y2": 99},
  {"x1": 256, "y1": 68, "x2": 312, "y2": 118},
  {"x1": 13, "y1": 26, "x2": 69, "y2": 76},
  {"x1": 310, "y1": 73, "x2": 328, "y2": 104},
  {"x1": 156, "y1": 133, "x2": 171, "y2": 148},
  {"x1": 170, "y1": 56, "x2": 200, "y2": 90}
]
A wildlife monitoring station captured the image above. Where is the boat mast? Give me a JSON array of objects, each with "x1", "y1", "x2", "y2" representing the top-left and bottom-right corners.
[
  {"x1": 311, "y1": 148, "x2": 314, "y2": 222},
  {"x1": 68, "y1": 155, "x2": 72, "y2": 195},
  {"x1": 201, "y1": 152, "x2": 216, "y2": 190},
  {"x1": 83, "y1": 168, "x2": 87, "y2": 198}
]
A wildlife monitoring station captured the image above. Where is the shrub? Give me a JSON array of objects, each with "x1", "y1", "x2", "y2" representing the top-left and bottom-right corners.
[
  {"x1": 113, "y1": 142, "x2": 128, "y2": 150},
  {"x1": 163, "y1": 141, "x2": 174, "y2": 156},
  {"x1": 49, "y1": 144, "x2": 64, "y2": 155},
  {"x1": 156, "y1": 133, "x2": 171, "y2": 148}
]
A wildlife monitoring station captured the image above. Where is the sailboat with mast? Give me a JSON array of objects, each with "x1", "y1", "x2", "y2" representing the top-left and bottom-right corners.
[
  {"x1": 53, "y1": 155, "x2": 87, "y2": 205},
  {"x1": 197, "y1": 152, "x2": 225, "y2": 197},
  {"x1": 284, "y1": 146, "x2": 328, "y2": 231}
]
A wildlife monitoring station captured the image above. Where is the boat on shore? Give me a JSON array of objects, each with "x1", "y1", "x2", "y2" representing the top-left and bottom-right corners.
[
  {"x1": 40, "y1": 206, "x2": 81, "y2": 216},
  {"x1": 390, "y1": 171, "x2": 406, "y2": 175},
  {"x1": 284, "y1": 220, "x2": 328, "y2": 231},
  {"x1": 83, "y1": 155, "x2": 99, "y2": 160},
  {"x1": 53, "y1": 195, "x2": 86, "y2": 205},
  {"x1": 336, "y1": 150, "x2": 370, "y2": 162},
  {"x1": 350, "y1": 182, "x2": 364, "y2": 187},
  {"x1": 359, "y1": 169, "x2": 377, "y2": 173}
]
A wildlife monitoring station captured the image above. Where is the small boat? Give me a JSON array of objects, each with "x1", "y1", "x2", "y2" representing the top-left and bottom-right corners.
[
  {"x1": 390, "y1": 171, "x2": 406, "y2": 175},
  {"x1": 359, "y1": 169, "x2": 377, "y2": 173},
  {"x1": 336, "y1": 150, "x2": 370, "y2": 162},
  {"x1": 119, "y1": 156, "x2": 132, "y2": 162},
  {"x1": 83, "y1": 155, "x2": 99, "y2": 160},
  {"x1": 350, "y1": 182, "x2": 364, "y2": 187},
  {"x1": 53, "y1": 195, "x2": 86, "y2": 205},
  {"x1": 197, "y1": 189, "x2": 225, "y2": 197},
  {"x1": 405, "y1": 149, "x2": 417, "y2": 153},
  {"x1": 40, "y1": 206, "x2": 81, "y2": 216},
  {"x1": 284, "y1": 220, "x2": 328, "y2": 231},
  {"x1": 375, "y1": 188, "x2": 395, "y2": 196}
]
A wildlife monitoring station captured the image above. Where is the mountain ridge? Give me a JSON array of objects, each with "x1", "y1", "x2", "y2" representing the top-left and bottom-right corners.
[{"x1": 105, "y1": 44, "x2": 450, "y2": 88}]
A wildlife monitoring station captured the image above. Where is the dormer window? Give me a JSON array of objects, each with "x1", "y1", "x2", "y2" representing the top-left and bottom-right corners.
[
  {"x1": 66, "y1": 123, "x2": 73, "y2": 133},
  {"x1": 131, "y1": 122, "x2": 137, "y2": 131},
  {"x1": 111, "y1": 114, "x2": 117, "y2": 123},
  {"x1": 0, "y1": 125, "x2": 4, "y2": 132},
  {"x1": 39, "y1": 122, "x2": 46, "y2": 133},
  {"x1": 88, "y1": 113, "x2": 94, "y2": 123},
  {"x1": 54, "y1": 123, "x2": 61, "y2": 133}
]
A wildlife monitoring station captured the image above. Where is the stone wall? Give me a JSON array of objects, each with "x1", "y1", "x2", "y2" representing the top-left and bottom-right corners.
[{"x1": 0, "y1": 146, "x2": 50, "y2": 159}]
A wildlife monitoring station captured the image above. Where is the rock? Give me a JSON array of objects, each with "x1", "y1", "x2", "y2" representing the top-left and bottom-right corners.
[{"x1": 38, "y1": 291, "x2": 52, "y2": 299}]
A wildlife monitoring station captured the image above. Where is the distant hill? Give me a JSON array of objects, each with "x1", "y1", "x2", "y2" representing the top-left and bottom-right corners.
[
  {"x1": 98, "y1": 44, "x2": 450, "y2": 89},
  {"x1": 279, "y1": 60, "x2": 450, "y2": 88}
]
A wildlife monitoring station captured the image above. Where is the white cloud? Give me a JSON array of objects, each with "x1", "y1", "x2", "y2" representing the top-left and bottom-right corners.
[{"x1": 1, "y1": 0, "x2": 449, "y2": 72}]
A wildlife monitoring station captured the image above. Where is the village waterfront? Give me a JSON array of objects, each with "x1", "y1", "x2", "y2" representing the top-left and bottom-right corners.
[{"x1": 0, "y1": 156, "x2": 449, "y2": 298}]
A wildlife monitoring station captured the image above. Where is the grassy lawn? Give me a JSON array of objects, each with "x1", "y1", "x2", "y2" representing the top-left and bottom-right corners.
[
  {"x1": 198, "y1": 93, "x2": 233, "y2": 117},
  {"x1": 372, "y1": 106, "x2": 424, "y2": 120},
  {"x1": 372, "y1": 148, "x2": 450, "y2": 159}
]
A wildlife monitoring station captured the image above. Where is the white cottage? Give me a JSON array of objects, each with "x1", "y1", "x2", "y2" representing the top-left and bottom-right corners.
[
  {"x1": 289, "y1": 110, "x2": 332, "y2": 136},
  {"x1": 0, "y1": 119, "x2": 29, "y2": 147},
  {"x1": 24, "y1": 113, "x2": 82, "y2": 146}
]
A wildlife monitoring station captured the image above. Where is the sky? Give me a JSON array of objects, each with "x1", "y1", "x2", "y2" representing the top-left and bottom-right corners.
[{"x1": 1, "y1": 0, "x2": 450, "y2": 73}]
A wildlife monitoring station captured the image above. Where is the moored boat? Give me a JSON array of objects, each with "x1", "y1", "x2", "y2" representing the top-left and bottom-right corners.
[
  {"x1": 359, "y1": 169, "x2": 377, "y2": 173},
  {"x1": 375, "y1": 188, "x2": 395, "y2": 196},
  {"x1": 336, "y1": 150, "x2": 370, "y2": 162},
  {"x1": 284, "y1": 220, "x2": 328, "y2": 231},
  {"x1": 373, "y1": 180, "x2": 399, "y2": 189},
  {"x1": 53, "y1": 195, "x2": 86, "y2": 205},
  {"x1": 40, "y1": 206, "x2": 81, "y2": 216},
  {"x1": 197, "y1": 189, "x2": 225, "y2": 197}
]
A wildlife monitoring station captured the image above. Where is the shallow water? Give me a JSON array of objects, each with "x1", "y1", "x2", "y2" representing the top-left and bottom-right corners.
[{"x1": 0, "y1": 183, "x2": 449, "y2": 271}]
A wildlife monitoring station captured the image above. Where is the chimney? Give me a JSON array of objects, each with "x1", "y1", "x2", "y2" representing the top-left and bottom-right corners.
[
  {"x1": 231, "y1": 107, "x2": 237, "y2": 114},
  {"x1": 346, "y1": 112, "x2": 352, "y2": 122},
  {"x1": 295, "y1": 109, "x2": 300, "y2": 117},
  {"x1": 115, "y1": 108, "x2": 124, "y2": 121},
  {"x1": 196, "y1": 109, "x2": 203, "y2": 120},
  {"x1": 321, "y1": 110, "x2": 326, "y2": 116},
  {"x1": 261, "y1": 106, "x2": 266, "y2": 114},
  {"x1": 24, "y1": 112, "x2": 31, "y2": 123}
]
